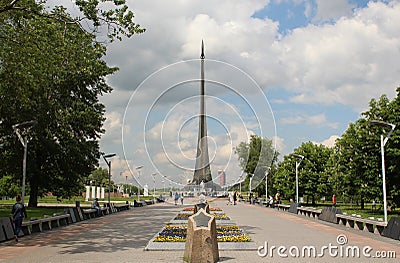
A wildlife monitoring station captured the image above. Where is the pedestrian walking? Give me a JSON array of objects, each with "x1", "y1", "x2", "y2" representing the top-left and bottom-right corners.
[
  {"x1": 227, "y1": 192, "x2": 233, "y2": 205},
  {"x1": 174, "y1": 192, "x2": 179, "y2": 205},
  {"x1": 11, "y1": 195, "x2": 27, "y2": 242}
]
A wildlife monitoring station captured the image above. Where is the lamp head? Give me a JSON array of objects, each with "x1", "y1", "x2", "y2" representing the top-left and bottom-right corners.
[
  {"x1": 370, "y1": 120, "x2": 396, "y2": 130},
  {"x1": 103, "y1": 153, "x2": 116, "y2": 159},
  {"x1": 293, "y1": 154, "x2": 304, "y2": 160},
  {"x1": 12, "y1": 120, "x2": 38, "y2": 130}
]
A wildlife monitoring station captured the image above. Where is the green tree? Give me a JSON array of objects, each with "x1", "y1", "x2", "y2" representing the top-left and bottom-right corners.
[
  {"x1": 0, "y1": 2, "x2": 143, "y2": 206},
  {"x1": 274, "y1": 142, "x2": 334, "y2": 204},
  {"x1": 0, "y1": 175, "x2": 20, "y2": 198},
  {"x1": 329, "y1": 89, "x2": 400, "y2": 209},
  {"x1": 235, "y1": 135, "x2": 278, "y2": 196},
  {"x1": 0, "y1": 0, "x2": 145, "y2": 42},
  {"x1": 88, "y1": 167, "x2": 111, "y2": 187}
]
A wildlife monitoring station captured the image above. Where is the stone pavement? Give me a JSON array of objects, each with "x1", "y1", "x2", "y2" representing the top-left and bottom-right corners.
[{"x1": 0, "y1": 199, "x2": 399, "y2": 263}]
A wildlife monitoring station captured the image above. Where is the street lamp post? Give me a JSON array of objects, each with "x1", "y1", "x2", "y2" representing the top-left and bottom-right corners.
[
  {"x1": 293, "y1": 154, "x2": 304, "y2": 204},
  {"x1": 136, "y1": 165, "x2": 143, "y2": 201},
  {"x1": 239, "y1": 175, "x2": 242, "y2": 194},
  {"x1": 265, "y1": 167, "x2": 271, "y2": 199},
  {"x1": 152, "y1": 173, "x2": 157, "y2": 199},
  {"x1": 249, "y1": 174, "x2": 254, "y2": 196},
  {"x1": 13, "y1": 120, "x2": 37, "y2": 205},
  {"x1": 371, "y1": 120, "x2": 396, "y2": 224},
  {"x1": 102, "y1": 153, "x2": 116, "y2": 205}
]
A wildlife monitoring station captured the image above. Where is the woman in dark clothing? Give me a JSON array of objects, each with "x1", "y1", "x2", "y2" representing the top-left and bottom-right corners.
[{"x1": 11, "y1": 195, "x2": 27, "y2": 242}]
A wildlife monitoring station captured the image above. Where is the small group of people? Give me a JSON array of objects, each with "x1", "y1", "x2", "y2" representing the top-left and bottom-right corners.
[{"x1": 227, "y1": 191, "x2": 238, "y2": 205}]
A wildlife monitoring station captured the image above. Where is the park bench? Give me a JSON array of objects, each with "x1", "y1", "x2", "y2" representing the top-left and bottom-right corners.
[
  {"x1": 133, "y1": 200, "x2": 147, "y2": 207},
  {"x1": 0, "y1": 217, "x2": 15, "y2": 241},
  {"x1": 297, "y1": 207, "x2": 322, "y2": 219},
  {"x1": 114, "y1": 204, "x2": 130, "y2": 211},
  {"x1": 145, "y1": 200, "x2": 154, "y2": 205},
  {"x1": 21, "y1": 214, "x2": 70, "y2": 235},
  {"x1": 276, "y1": 204, "x2": 290, "y2": 211},
  {"x1": 82, "y1": 207, "x2": 109, "y2": 219},
  {"x1": 82, "y1": 208, "x2": 97, "y2": 219},
  {"x1": 336, "y1": 213, "x2": 387, "y2": 234}
]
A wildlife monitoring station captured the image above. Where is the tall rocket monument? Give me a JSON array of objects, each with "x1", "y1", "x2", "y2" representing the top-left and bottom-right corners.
[{"x1": 193, "y1": 41, "x2": 212, "y2": 184}]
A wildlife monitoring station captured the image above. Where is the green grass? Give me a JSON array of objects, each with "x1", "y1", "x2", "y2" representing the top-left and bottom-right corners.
[
  {"x1": 0, "y1": 206, "x2": 66, "y2": 220},
  {"x1": 297, "y1": 202, "x2": 399, "y2": 222},
  {"x1": 0, "y1": 195, "x2": 156, "y2": 219}
]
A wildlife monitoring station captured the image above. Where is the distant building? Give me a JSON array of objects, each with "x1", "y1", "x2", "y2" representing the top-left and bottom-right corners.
[{"x1": 218, "y1": 170, "x2": 226, "y2": 187}]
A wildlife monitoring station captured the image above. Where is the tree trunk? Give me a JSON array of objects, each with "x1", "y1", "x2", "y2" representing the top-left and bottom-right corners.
[
  {"x1": 361, "y1": 196, "x2": 364, "y2": 210},
  {"x1": 28, "y1": 178, "x2": 38, "y2": 207},
  {"x1": 312, "y1": 195, "x2": 316, "y2": 205}
]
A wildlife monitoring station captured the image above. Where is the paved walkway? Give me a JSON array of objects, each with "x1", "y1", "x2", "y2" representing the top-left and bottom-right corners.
[{"x1": 0, "y1": 199, "x2": 399, "y2": 262}]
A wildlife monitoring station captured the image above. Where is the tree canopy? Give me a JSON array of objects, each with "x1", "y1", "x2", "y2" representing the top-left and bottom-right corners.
[
  {"x1": 235, "y1": 87, "x2": 400, "y2": 208},
  {"x1": 0, "y1": 0, "x2": 144, "y2": 206},
  {"x1": 235, "y1": 135, "x2": 278, "y2": 196},
  {"x1": 274, "y1": 142, "x2": 333, "y2": 204}
]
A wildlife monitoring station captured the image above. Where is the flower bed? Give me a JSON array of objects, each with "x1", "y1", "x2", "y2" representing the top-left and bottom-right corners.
[
  {"x1": 174, "y1": 213, "x2": 230, "y2": 220},
  {"x1": 182, "y1": 207, "x2": 222, "y2": 212},
  {"x1": 154, "y1": 225, "x2": 251, "y2": 242}
]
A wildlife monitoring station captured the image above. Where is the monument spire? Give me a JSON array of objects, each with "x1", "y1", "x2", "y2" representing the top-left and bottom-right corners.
[{"x1": 193, "y1": 40, "x2": 212, "y2": 185}]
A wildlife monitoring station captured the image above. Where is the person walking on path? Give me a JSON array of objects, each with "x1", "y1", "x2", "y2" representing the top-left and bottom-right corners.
[
  {"x1": 180, "y1": 193, "x2": 184, "y2": 205},
  {"x1": 233, "y1": 191, "x2": 237, "y2": 205},
  {"x1": 227, "y1": 192, "x2": 232, "y2": 205},
  {"x1": 174, "y1": 192, "x2": 179, "y2": 205},
  {"x1": 11, "y1": 195, "x2": 27, "y2": 242}
]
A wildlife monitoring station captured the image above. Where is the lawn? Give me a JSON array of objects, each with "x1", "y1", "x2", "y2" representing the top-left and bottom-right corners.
[
  {"x1": 0, "y1": 195, "x2": 155, "y2": 219},
  {"x1": 0, "y1": 206, "x2": 66, "y2": 220}
]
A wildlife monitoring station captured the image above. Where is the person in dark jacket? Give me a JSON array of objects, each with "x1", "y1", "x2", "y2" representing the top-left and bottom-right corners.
[{"x1": 11, "y1": 195, "x2": 27, "y2": 242}]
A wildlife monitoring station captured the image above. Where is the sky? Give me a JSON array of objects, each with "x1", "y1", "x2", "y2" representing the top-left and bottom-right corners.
[{"x1": 93, "y1": 0, "x2": 400, "y2": 190}]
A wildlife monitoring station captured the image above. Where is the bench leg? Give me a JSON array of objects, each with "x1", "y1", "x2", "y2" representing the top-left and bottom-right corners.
[
  {"x1": 375, "y1": 225, "x2": 385, "y2": 235},
  {"x1": 22, "y1": 225, "x2": 31, "y2": 235},
  {"x1": 31, "y1": 223, "x2": 42, "y2": 233},
  {"x1": 42, "y1": 221, "x2": 51, "y2": 231},
  {"x1": 364, "y1": 224, "x2": 374, "y2": 233}
]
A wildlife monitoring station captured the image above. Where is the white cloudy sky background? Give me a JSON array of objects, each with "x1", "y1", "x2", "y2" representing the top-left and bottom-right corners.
[{"x1": 96, "y1": 0, "x2": 400, "y2": 189}]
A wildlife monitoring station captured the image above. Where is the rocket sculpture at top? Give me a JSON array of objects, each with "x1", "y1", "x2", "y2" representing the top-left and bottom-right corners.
[{"x1": 192, "y1": 41, "x2": 212, "y2": 184}]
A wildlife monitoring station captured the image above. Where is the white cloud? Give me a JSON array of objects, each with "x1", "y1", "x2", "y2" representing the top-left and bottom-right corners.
[
  {"x1": 280, "y1": 113, "x2": 338, "y2": 128},
  {"x1": 95, "y1": 0, "x2": 400, "y2": 185},
  {"x1": 313, "y1": 0, "x2": 355, "y2": 22},
  {"x1": 313, "y1": 135, "x2": 340, "y2": 148},
  {"x1": 101, "y1": 111, "x2": 130, "y2": 144},
  {"x1": 272, "y1": 136, "x2": 287, "y2": 157},
  {"x1": 277, "y1": 1, "x2": 400, "y2": 111}
]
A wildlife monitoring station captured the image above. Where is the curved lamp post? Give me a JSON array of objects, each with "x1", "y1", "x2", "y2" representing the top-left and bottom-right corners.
[
  {"x1": 136, "y1": 165, "x2": 143, "y2": 200},
  {"x1": 102, "y1": 153, "x2": 116, "y2": 205},
  {"x1": 151, "y1": 173, "x2": 157, "y2": 198},
  {"x1": 293, "y1": 154, "x2": 304, "y2": 204},
  {"x1": 13, "y1": 120, "x2": 37, "y2": 205},
  {"x1": 249, "y1": 173, "x2": 254, "y2": 197},
  {"x1": 370, "y1": 120, "x2": 396, "y2": 224},
  {"x1": 265, "y1": 167, "x2": 271, "y2": 199}
]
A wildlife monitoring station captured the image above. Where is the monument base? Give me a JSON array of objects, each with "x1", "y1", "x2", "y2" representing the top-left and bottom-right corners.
[{"x1": 184, "y1": 208, "x2": 219, "y2": 263}]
